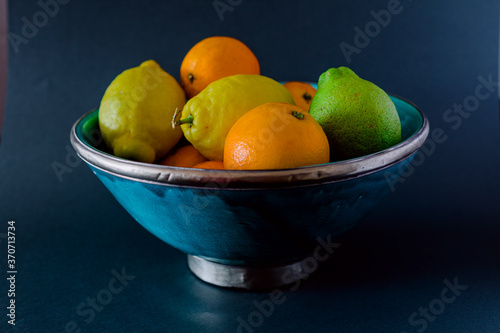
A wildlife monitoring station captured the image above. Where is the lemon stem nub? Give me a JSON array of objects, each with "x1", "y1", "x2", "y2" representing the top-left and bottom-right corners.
[
  {"x1": 292, "y1": 111, "x2": 304, "y2": 120},
  {"x1": 176, "y1": 114, "x2": 194, "y2": 126}
]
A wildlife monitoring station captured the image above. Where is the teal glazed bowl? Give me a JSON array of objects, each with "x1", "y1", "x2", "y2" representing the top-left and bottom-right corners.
[{"x1": 70, "y1": 93, "x2": 429, "y2": 289}]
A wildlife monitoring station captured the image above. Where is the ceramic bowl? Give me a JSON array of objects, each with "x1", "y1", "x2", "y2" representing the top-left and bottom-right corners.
[{"x1": 70, "y1": 93, "x2": 429, "y2": 288}]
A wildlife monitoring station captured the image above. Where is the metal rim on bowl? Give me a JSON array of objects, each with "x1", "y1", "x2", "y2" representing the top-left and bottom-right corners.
[{"x1": 70, "y1": 95, "x2": 429, "y2": 190}]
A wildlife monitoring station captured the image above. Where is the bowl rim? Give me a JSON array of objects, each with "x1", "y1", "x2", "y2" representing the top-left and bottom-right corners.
[{"x1": 70, "y1": 94, "x2": 429, "y2": 190}]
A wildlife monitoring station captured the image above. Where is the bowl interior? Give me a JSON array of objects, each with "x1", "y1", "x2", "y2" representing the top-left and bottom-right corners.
[{"x1": 76, "y1": 94, "x2": 424, "y2": 165}]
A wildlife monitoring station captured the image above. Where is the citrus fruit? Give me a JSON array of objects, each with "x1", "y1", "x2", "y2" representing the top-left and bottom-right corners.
[
  {"x1": 99, "y1": 60, "x2": 185, "y2": 163},
  {"x1": 158, "y1": 145, "x2": 208, "y2": 168},
  {"x1": 180, "y1": 36, "x2": 260, "y2": 99},
  {"x1": 224, "y1": 102, "x2": 330, "y2": 170},
  {"x1": 192, "y1": 161, "x2": 225, "y2": 170},
  {"x1": 309, "y1": 67, "x2": 401, "y2": 160},
  {"x1": 283, "y1": 81, "x2": 317, "y2": 112},
  {"x1": 175, "y1": 74, "x2": 295, "y2": 161}
]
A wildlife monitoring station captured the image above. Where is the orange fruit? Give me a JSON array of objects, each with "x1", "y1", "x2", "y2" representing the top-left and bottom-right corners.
[
  {"x1": 192, "y1": 161, "x2": 225, "y2": 170},
  {"x1": 158, "y1": 145, "x2": 208, "y2": 167},
  {"x1": 283, "y1": 81, "x2": 317, "y2": 112},
  {"x1": 224, "y1": 102, "x2": 330, "y2": 170},
  {"x1": 180, "y1": 36, "x2": 260, "y2": 99}
]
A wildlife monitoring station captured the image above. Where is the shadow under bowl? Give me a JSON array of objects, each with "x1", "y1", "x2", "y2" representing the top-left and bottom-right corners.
[{"x1": 70, "y1": 94, "x2": 429, "y2": 289}]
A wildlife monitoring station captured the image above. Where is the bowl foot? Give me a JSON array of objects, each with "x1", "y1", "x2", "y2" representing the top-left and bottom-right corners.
[{"x1": 187, "y1": 255, "x2": 310, "y2": 290}]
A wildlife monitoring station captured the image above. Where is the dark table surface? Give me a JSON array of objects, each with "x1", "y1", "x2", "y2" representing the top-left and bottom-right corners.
[{"x1": 1, "y1": 0, "x2": 500, "y2": 332}]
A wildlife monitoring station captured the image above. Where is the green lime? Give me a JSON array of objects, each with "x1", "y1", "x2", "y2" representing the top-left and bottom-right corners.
[{"x1": 309, "y1": 67, "x2": 401, "y2": 160}]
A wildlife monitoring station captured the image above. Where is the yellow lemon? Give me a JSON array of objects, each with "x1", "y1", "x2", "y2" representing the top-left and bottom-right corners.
[
  {"x1": 176, "y1": 74, "x2": 295, "y2": 161},
  {"x1": 99, "y1": 60, "x2": 185, "y2": 163}
]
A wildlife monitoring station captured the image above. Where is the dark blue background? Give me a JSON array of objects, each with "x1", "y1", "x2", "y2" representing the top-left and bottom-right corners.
[{"x1": 1, "y1": 0, "x2": 499, "y2": 332}]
